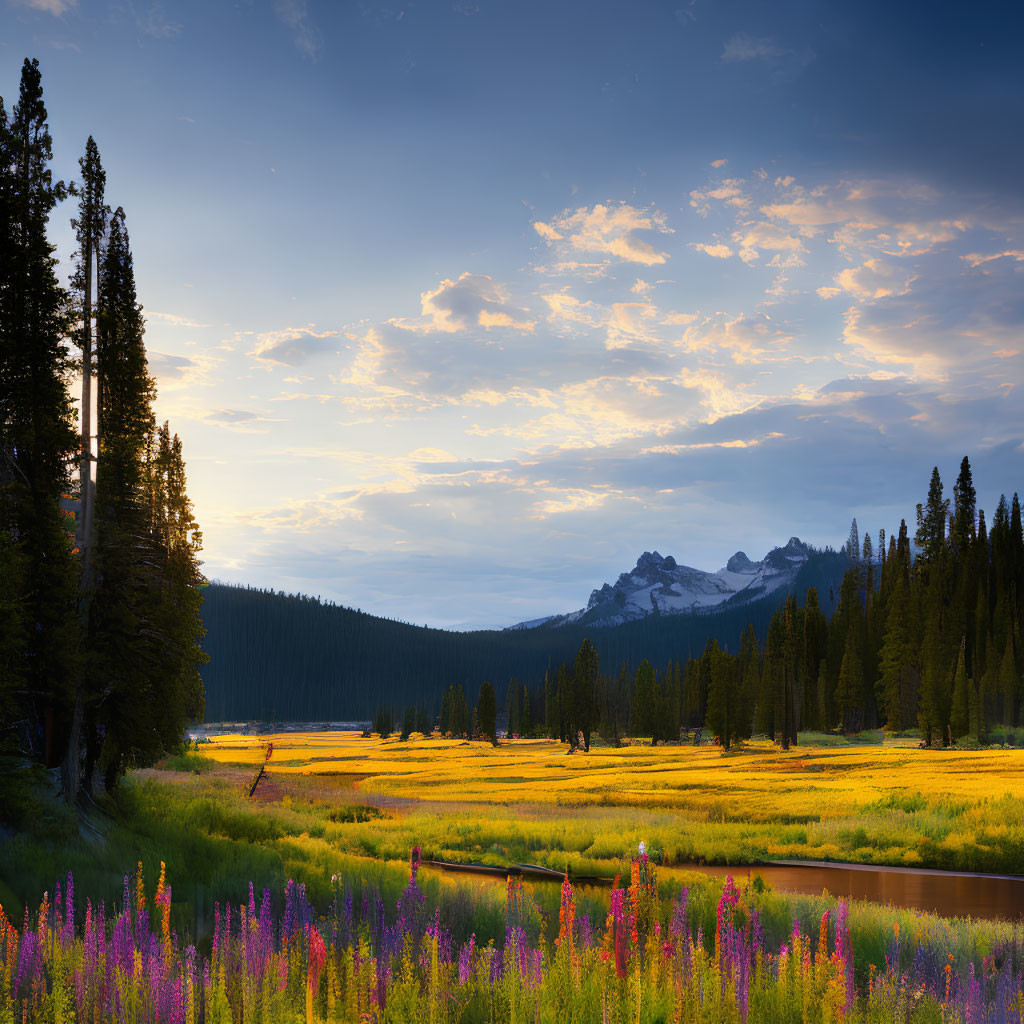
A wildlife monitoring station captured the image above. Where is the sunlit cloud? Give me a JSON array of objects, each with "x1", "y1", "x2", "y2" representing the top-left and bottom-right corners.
[
  {"x1": 731, "y1": 220, "x2": 805, "y2": 266},
  {"x1": 691, "y1": 241, "x2": 733, "y2": 259},
  {"x1": 690, "y1": 179, "x2": 749, "y2": 216},
  {"x1": 203, "y1": 408, "x2": 285, "y2": 434},
  {"x1": 393, "y1": 272, "x2": 535, "y2": 333},
  {"x1": 533, "y1": 202, "x2": 673, "y2": 267},
  {"x1": 148, "y1": 350, "x2": 222, "y2": 389},
  {"x1": 147, "y1": 311, "x2": 209, "y2": 328},
  {"x1": 250, "y1": 326, "x2": 340, "y2": 366},
  {"x1": 835, "y1": 259, "x2": 914, "y2": 300}
]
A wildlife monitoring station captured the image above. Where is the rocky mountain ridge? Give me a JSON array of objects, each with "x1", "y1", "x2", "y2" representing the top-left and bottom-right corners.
[{"x1": 512, "y1": 537, "x2": 812, "y2": 629}]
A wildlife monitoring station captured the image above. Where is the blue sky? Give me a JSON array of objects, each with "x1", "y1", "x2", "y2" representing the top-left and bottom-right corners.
[{"x1": 5, "y1": 0, "x2": 1024, "y2": 627}]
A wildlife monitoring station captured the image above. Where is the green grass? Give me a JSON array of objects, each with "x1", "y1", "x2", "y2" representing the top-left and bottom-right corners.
[{"x1": 160, "y1": 751, "x2": 218, "y2": 773}]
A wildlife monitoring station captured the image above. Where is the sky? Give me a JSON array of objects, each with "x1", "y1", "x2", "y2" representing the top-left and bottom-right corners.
[{"x1": 4, "y1": 0, "x2": 1024, "y2": 628}]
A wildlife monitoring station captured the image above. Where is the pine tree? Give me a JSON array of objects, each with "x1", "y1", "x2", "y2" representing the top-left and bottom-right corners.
[
  {"x1": 0, "y1": 59, "x2": 78, "y2": 768},
  {"x1": 477, "y1": 680, "x2": 497, "y2": 744},
  {"x1": 949, "y1": 639, "x2": 970, "y2": 740},
  {"x1": 414, "y1": 705, "x2": 432, "y2": 735},
  {"x1": 704, "y1": 640, "x2": 736, "y2": 748},
  {"x1": 439, "y1": 688, "x2": 451, "y2": 735},
  {"x1": 400, "y1": 706, "x2": 414, "y2": 741},
  {"x1": 952, "y1": 456, "x2": 977, "y2": 555},
  {"x1": 876, "y1": 555, "x2": 918, "y2": 730},
  {"x1": 71, "y1": 136, "x2": 106, "y2": 585},
  {"x1": 918, "y1": 610, "x2": 952, "y2": 746},
  {"x1": 632, "y1": 659, "x2": 656, "y2": 738},
  {"x1": 915, "y1": 467, "x2": 949, "y2": 577},
  {"x1": 555, "y1": 663, "x2": 569, "y2": 742},
  {"x1": 999, "y1": 634, "x2": 1018, "y2": 727},
  {"x1": 82, "y1": 208, "x2": 158, "y2": 789},
  {"x1": 571, "y1": 638, "x2": 598, "y2": 750},
  {"x1": 63, "y1": 137, "x2": 106, "y2": 798},
  {"x1": 544, "y1": 669, "x2": 556, "y2": 739},
  {"x1": 97, "y1": 420, "x2": 206, "y2": 786},
  {"x1": 847, "y1": 518, "x2": 860, "y2": 565},
  {"x1": 835, "y1": 628, "x2": 864, "y2": 734},
  {"x1": 736, "y1": 623, "x2": 759, "y2": 738},
  {"x1": 799, "y1": 590, "x2": 828, "y2": 732},
  {"x1": 761, "y1": 612, "x2": 787, "y2": 744}
]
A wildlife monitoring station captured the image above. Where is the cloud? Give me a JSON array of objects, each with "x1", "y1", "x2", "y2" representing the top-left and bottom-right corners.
[
  {"x1": 720, "y1": 32, "x2": 814, "y2": 77},
  {"x1": 681, "y1": 313, "x2": 794, "y2": 366},
  {"x1": 147, "y1": 350, "x2": 221, "y2": 389},
  {"x1": 533, "y1": 202, "x2": 672, "y2": 267},
  {"x1": 250, "y1": 326, "x2": 340, "y2": 366},
  {"x1": 273, "y1": 0, "x2": 322, "y2": 59},
  {"x1": 206, "y1": 409, "x2": 259, "y2": 424},
  {"x1": 147, "y1": 352, "x2": 196, "y2": 381},
  {"x1": 8, "y1": 0, "x2": 74, "y2": 13},
  {"x1": 721, "y1": 33, "x2": 787, "y2": 62},
  {"x1": 691, "y1": 242, "x2": 733, "y2": 259},
  {"x1": 731, "y1": 221, "x2": 805, "y2": 266},
  {"x1": 531, "y1": 488, "x2": 617, "y2": 518},
  {"x1": 962, "y1": 250, "x2": 1024, "y2": 269},
  {"x1": 393, "y1": 273, "x2": 535, "y2": 334},
  {"x1": 147, "y1": 311, "x2": 208, "y2": 328},
  {"x1": 204, "y1": 409, "x2": 285, "y2": 434},
  {"x1": 710, "y1": 158, "x2": 728, "y2": 168},
  {"x1": 689, "y1": 179, "x2": 749, "y2": 216},
  {"x1": 835, "y1": 259, "x2": 914, "y2": 300}
]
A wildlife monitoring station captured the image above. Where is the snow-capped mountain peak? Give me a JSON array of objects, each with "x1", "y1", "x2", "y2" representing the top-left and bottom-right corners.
[{"x1": 513, "y1": 538, "x2": 812, "y2": 630}]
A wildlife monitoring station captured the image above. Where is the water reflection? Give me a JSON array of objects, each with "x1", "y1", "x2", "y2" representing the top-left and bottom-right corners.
[
  {"x1": 424, "y1": 860, "x2": 1024, "y2": 921},
  {"x1": 672, "y1": 862, "x2": 1024, "y2": 921}
]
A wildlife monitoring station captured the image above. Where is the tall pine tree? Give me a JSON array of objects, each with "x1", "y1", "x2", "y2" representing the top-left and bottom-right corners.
[{"x1": 0, "y1": 60, "x2": 78, "y2": 768}]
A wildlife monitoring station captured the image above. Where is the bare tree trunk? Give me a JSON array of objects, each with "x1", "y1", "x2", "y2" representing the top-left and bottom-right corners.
[{"x1": 64, "y1": 143, "x2": 103, "y2": 803}]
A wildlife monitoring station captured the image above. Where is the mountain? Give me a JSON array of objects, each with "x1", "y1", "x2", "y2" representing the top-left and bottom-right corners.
[
  {"x1": 197, "y1": 542, "x2": 847, "y2": 721},
  {"x1": 513, "y1": 537, "x2": 814, "y2": 629}
]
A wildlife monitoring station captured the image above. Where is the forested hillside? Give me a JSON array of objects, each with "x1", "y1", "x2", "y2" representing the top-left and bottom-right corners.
[{"x1": 198, "y1": 546, "x2": 846, "y2": 720}]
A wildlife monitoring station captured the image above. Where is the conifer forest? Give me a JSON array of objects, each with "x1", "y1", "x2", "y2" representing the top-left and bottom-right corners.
[{"x1": 0, "y1": 59, "x2": 206, "y2": 797}]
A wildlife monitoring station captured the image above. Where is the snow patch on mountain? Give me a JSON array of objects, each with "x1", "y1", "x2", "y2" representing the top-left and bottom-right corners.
[{"x1": 513, "y1": 537, "x2": 811, "y2": 629}]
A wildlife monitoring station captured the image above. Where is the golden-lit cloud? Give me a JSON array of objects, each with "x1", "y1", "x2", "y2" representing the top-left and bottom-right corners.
[
  {"x1": 835, "y1": 259, "x2": 914, "y2": 300},
  {"x1": 690, "y1": 179, "x2": 749, "y2": 216},
  {"x1": 533, "y1": 202, "x2": 672, "y2": 266},
  {"x1": 691, "y1": 241, "x2": 733, "y2": 259},
  {"x1": 731, "y1": 221, "x2": 805, "y2": 266},
  {"x1": 393, "y1": 272, "x2": 535, "y2": 333},
  {"x1": 148, "y1": 350, "x2": 222, "y2": 390}
]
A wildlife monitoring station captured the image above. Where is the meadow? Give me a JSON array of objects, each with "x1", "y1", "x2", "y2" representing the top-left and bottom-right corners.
[
  {"x1": 194, "y1": 730, "x2": 1024, "y2": 876},
  {"x1": 5, "y1": 731, "x2": 1024, "y2": 1021}
]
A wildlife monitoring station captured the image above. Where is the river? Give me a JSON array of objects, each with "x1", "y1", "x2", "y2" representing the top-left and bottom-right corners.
[{"x1": 423, "y1": 858, "x2": 1024, "y2": 921}]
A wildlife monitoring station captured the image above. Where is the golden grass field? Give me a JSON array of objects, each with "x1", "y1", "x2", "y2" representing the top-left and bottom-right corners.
[{"x1": 191, "y1": 731, "x2": 1024, "y2": 875}]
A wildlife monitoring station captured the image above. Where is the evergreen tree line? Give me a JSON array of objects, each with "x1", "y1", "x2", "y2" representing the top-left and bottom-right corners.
[
  {"x1": 198, "y1": 548, "x2": 847, "y2": 722},
  {"x1": 0, "y1": 60, "x2": 206, "y2": 800}
]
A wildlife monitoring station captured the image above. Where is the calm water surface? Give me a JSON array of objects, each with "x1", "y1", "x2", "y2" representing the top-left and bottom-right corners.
[{"x1": 424, "y1": 860, "x2": 1024, "y2": 921}]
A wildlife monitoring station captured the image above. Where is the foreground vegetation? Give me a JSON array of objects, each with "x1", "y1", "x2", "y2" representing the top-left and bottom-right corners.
[{"x1": 5, "y1": 849, "x2": 1024, "y2": 1024}]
